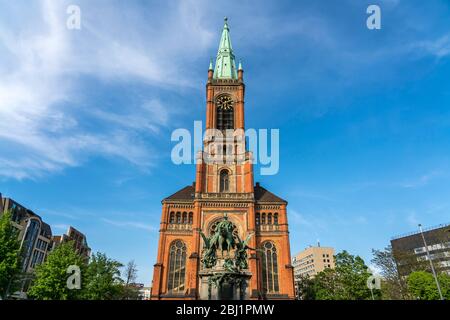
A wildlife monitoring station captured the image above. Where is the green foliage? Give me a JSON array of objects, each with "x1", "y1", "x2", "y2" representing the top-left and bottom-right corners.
[
  {"x1": 438, "y1": 273, "x2": 450, "y2": 299},
  {"x1": 294, "y1": 274, "x2": 316, "y2": 300},
  {"x1": 81, "y1": 252, "x2": 124, "y2": 300},
  {"x1": 0, "y1": 210, "x2": 22, "y2": 299},
  {"x1": 407, "y1": 271, "x2": 450, "y2": 300},
  {"x1": 27, "y1": 244, "x2": 141, "y2": 300},
  {"x1": 371, "y1": 246, "x2": 411, "y2": 299},
  {"x1": 0, "y1": 214, "x2": 140, "y2": 301},
  {"x1": 120, "y1": 284, "x2": 141, "y2": 300},
  {"x1": 27, "y1": 241, "x2": 86, "y2": 300},
  {"x1": 303, "y1": 250, "x2": 377, "y2": 300}
]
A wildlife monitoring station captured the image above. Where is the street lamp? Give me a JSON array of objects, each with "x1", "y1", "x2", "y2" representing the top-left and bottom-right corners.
[{"x1": 418, "y1": 224, "x2": 444, "y2": 300}]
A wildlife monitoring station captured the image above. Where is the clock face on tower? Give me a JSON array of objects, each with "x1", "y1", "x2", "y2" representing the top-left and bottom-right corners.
[
  {"x1": 216, "y1": 95, "x2": 234, "y2": 130},
  {"x1": 216, "y1": 95, "x2": 233, "y2": 111}
]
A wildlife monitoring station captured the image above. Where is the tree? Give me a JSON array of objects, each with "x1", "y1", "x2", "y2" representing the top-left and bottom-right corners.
[
  {"x1": 407, "y1": 271, "x2": 450, "y2": 300},
  {"x1": 294, "y1": 274, "x2": 316, "y2": 300},
  {"x1": 313, "y1": 250, "x2": 377, "y2": 300},
  {"x1": 437, "y1": 272, "x2": 450, "y2": 299},
  {"x1": 120, "y1": 260, "x2": 140, "y2": 300},
  {"x1": 0, "y1": 210, "x2": 22, "y2": 299},
  {"x1": 82, "y1": 252, "x2": 124, "y2": 300},
  {"x1": 28, "y1": 241, "x2": 86, "y2": 300},
  {"x1": 313, "y1": 268, "x2": 340, "y2": 300},
  {"x1": 124, "y1": 260, "x2": 138, "y2": 286},
  {"x1": 371, "y1": 246, "x2": 410, "y2": 300}
]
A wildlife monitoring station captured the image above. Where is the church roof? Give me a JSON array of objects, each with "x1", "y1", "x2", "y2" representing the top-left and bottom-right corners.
[
  {"x1": 254, "y1": 184, "x2": 287, "y2": 204},
  {"x1": 163, "y1": 183, "x2": 287, "y2": 204},
  {"x1": 164, "y1": 185, "x2": 196, "y2": 201},
  {"x1": 213, "y1": 17, "x2": 238, "y2": 80}
]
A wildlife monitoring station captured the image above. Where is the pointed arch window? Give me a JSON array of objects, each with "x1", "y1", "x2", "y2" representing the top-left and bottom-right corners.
[
  {"x1": 261, "y1": 241, "x2": 280, "y2": 294},
  {"x1": 216, "y1": 95, "x2": 234, "y2": 130},
  {"x1": 167, "y1": 240, "x2": 187, "y2": 293},
  {"x1": 219, "y1": 169, "x2": 229, "y2": 192},
  {"x1": 274, "y1": 213, "x2": 279, "y2": 225},
  {"x1": 169, "y1": 212, "x2": 175, "y2": 224},
  {"x1": 256, "y1": 213, "x2": 260, "y2": 226},
  {"x1": 267, "y1": 213, "x2": 272, "y2": 225}
]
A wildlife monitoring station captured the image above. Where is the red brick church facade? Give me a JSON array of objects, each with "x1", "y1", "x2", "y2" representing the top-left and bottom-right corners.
[{"x1": 151, "y1": 19, "x2": 295, "y2": 300}]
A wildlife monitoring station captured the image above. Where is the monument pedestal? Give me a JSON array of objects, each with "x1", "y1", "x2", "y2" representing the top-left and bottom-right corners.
[{"x1": 199, "y1": 261, "x2": 251, "y2": 300}]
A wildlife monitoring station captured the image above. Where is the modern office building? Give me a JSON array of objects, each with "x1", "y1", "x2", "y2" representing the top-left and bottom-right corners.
[
  {"x1": 128, "y1": 283, "x2": 152, "y2": 300},
  {"x1": 292, "y1": 245, "x2": 335, "y2": 279},
  {"x1": 0, "y1": 197, "x2": 54, "y2": 296},
  {"x1": 52, "y1": 226, "x2": 91, "y2": 260},
  {"x1": 391, "y1": 223, "x2": 450, "y2": 276},
  {"x1": 1, "y1": 196, "x2": 92, "y2": 298},
  {"x1": 140, "y1": 287, "x2": 152, "y2": 300},
  {"x1": 1, "y1": 197, "x2": 53, "y2": 272}
]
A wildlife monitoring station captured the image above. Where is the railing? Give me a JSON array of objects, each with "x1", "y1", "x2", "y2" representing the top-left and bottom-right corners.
[
  {"x1": 198, "y1": 193, "x2": 254, "y2": 200},
  {"x1": 256, "y1": 224, "x2": 280, "y2": 232},
  {"x1": 167, "y1": 224, "x2": 193, "y2": 231},
  {"x1": 391, "y1": 222, "x2": 450, "y2": 240},
  {"x1": 210, "y1": 79, "x2": 240, "y2": 84}
]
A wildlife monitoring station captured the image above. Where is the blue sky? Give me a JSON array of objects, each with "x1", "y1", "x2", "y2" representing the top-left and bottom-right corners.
[{"x1": 1, "y1": 0, "x2": 450, "y2": 283}]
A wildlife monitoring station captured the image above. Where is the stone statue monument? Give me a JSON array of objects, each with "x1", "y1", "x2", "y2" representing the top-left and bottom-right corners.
[
  {"x1": 235, "y1": 233, "x2": 255, "y2": 270},
  {"x1": 199, "y1": 214, "x2": 254, "y2": 300}
]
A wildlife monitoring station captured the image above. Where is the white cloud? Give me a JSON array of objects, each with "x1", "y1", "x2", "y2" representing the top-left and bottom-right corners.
[
  {"x1": 399, "y1": 170, "x2": 443, "y2": 189},
  {"x1": 1, "y1": 0, "x2": 448, "y2": 180},
  {"x1": 0, "y1": 0, "x2": 214, "y2": 180},
  {"x1": 89, "y1": 99, "x2": 171, "y2": 135},
  {"x1": 102, "y1": 218, "x2": 157, "y2": 232},
  {"x1": 416, "y1": 34, "x2": 450, "y2": 58}
]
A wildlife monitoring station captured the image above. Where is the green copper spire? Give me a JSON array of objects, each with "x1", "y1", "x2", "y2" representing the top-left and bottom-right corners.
[
  {"x1": 209, "y1": 59, "x2": 213, "y2": 70},
  {"x1": 213, "y1": 17, "x2": 238, "y2": 79}
]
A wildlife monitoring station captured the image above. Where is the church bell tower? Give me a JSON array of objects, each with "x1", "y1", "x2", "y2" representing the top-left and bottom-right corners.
[
  {"x1": 195, "y1": 17, "x2": 254, "y2": 197},
  {"x1": 151, "y1": 18, "x2": 295, "y2": 300}
]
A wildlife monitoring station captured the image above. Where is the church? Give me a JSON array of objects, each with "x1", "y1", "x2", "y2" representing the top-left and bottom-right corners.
[{"x1": 151, "y1": 19, "x2": 295, "y2": 300}]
